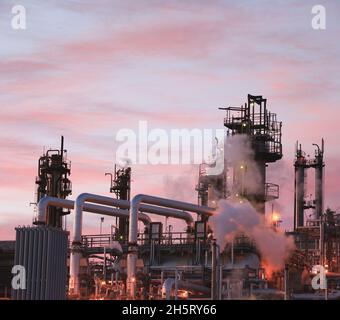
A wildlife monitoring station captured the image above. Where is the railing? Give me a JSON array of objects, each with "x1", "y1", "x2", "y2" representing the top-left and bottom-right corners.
[
  {"x1": 81, "y1": 234, "x2": 115, "y2": 248},
  {"x1": 139, "y1": 232, "x2": 194, "y2": 246},
  {"x1": 81, "y1": 231, "x2": 195, "y2": 248}
]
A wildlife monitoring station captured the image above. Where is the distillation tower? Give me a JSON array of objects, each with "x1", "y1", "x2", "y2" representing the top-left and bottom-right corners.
[{"x1": 198, "y1": 94, "x2": 282, "y2": 214}]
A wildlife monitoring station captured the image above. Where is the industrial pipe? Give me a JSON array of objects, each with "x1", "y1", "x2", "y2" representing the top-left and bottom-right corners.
[
  {"x1": 70, "y1": 193, "x2": 197, "y2": 296},
  {"x1": 84, "y1": 203, "x2": 151, "y2": 226},
  {"x1": 37, "y1": 195, "x2": 192, "y2": 229},
  {"x1": 36, "y1": 196, "x2": 151, "y2": 226},
  {"x1": 127, "y1": 194, "x2": 215, "y2": 298},
  {"x1": 162, "y1": 278, "x2": 175, "y2": 300},
  {"x1": 72, "y1": 193, "x2": 194, "y2": 243}
]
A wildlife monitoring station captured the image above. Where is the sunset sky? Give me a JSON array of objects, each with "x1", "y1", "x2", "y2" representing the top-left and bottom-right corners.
[{"x1": 1, "y1": 0, "x2": 340, "y2": 239}]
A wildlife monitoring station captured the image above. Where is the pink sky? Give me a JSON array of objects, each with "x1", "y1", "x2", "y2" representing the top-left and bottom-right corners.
[{"x1": 1, "y1": 0, "x2": 340, "y2": 239}]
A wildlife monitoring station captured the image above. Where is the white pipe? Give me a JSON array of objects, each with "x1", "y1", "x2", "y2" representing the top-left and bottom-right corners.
[
  {"x1": 70, "y1": 193, "x2": 196, "y2": 296},
  {"x1": 36, "y1": 196, "x2": 151, "y2": 226},
  {"x1": 37, "y1": 195, "x2": 193, "y2": 228},
  {"x1": 71, "y1": 193, "x2": 194, "y2": 243},
  {"x1": 139, "y1": 204, "x2": 193, "y2": 225},
  {"x1": 162, "y1": 278, "x2": 175, "y2": 300},
  {"x1": 127, "y1": 194, "x2": 215, "y2": 298},
  {"x1": 84, "y1": 203, "x2": 151, "y2": 225}
]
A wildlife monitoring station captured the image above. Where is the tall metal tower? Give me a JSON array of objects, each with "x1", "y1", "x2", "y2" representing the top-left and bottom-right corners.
[
  {"x1": 106, "y1": 165, "x2": 131, "y2": 241},
  {"x1": 294, "y1": 139, "x2": 324, "y2": 229},
  {"x1": 220, "y1": 94, "x2": 282, "y2": 214},
  {"x1": 34, "y1": 136, "x2": 72, "y2": 228}
]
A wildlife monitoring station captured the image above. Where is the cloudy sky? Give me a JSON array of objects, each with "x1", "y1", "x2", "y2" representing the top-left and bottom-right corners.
[{"x1": 0, "y1": 0, "x2": 339, "y2": 239}]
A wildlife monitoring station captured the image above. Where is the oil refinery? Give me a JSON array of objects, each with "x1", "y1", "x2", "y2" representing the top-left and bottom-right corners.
[{"x1": 1, "y1": 94, "x2": 339, "y2": 300}]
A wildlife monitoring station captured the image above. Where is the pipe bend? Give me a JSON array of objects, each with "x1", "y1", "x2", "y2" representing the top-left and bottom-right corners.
[
  {"x1": 75, "y1": 192, "x2": 99, "y2": 203},
  {"x1": 75, "y1": 192, "x2": 128, "y2": 207},
  {"x1": 37, "y1": 196, "x2": 51, "y2": 223},
  {"x1": 139, "y1": 212, "x2": 151, "y2": 225},
  {"x1": 37, "y1": 196, "x2": 73, "y2": 224},
  {"x1": 131, "y1": 194, "x2": 147, "y2": 210}
]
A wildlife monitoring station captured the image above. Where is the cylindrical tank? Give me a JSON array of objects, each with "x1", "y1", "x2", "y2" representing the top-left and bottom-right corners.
[
  {"x1": 295, "y1": 161, "x2": 305, "y2": 228},
  {"x1": 315, "y1": 162, "x2": 324, "y2": 219}
]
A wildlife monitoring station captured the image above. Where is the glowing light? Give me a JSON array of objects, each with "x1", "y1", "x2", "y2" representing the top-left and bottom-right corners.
[
  {"x1": 240, "y1": 165, "x2": 244, "y2": 170},
  {"x1": 272, "y1": 213, "x2": 280, "y2": 222},
  {"x1": 131, "y1": 277, "x2": 136, "y2": 283},
  {"x1": 101, "y1": 281, "x2": 106, "y2": 285}
]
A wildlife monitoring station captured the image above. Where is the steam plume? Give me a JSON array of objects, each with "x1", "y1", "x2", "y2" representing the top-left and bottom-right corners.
[{"x1": 210, "y1": 199, "x2": 295, "y2": 273}]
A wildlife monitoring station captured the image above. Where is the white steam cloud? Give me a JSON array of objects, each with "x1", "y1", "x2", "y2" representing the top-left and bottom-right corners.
[
  {"x1": 225, "y1": 134, "x2": 263, "y2": 197},
  {"x1": 210, "y1": 199, "x2": 295, "y2": 272}
]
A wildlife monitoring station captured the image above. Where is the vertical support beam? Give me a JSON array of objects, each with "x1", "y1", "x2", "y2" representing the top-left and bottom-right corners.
[
  {"x1": 218, "y1": 265, "x2": 222, "y2": 300},
  {"x1": 103, "y1": 247, "x2": 107, "y2": 280},
  {"x1": 160, "y1": 271, "x2": 164, "y2": 295},
  {"x1": 211, "y1": 240, "x2": 217, "y2": 300},
  {"x1": 284, "y1": 265, "x2": 289, "y2": 300},
  {"x1": 174, "y1": 269, "x2": 178, "y2": 301},
  {"x1": 320, "y1": 214, "x2": 325, "y2": 266},
  {"x1": 294, "y1": 161, "x2": 297, "y2": 230},
  {"x1": 231, "y1": 239, "x2": 234, "y2": 268}
]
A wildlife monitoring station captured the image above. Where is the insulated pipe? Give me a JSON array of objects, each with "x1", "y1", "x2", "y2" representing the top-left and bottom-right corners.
[
  {"x1": 70, "y1": 193, "x2": 196, "y2": 296},
  {"x1": 162, "y1": 278, "x2": 175, "y2": 300},
  {"x1": 72, "y1": 193, "x2": 194, "y2": 243},
  {"x1": 139, "y1": 204, "x2": 193, "y2": 225},
  {"x1": 36, "y1": 196, "x2": 151, "y2": 226},
  {"x1": 84, "y1": 203, "x2": 151, "y2": 226},
  {"x1": 127, "y1": 194, "x2": 215, "y2": 298}
]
